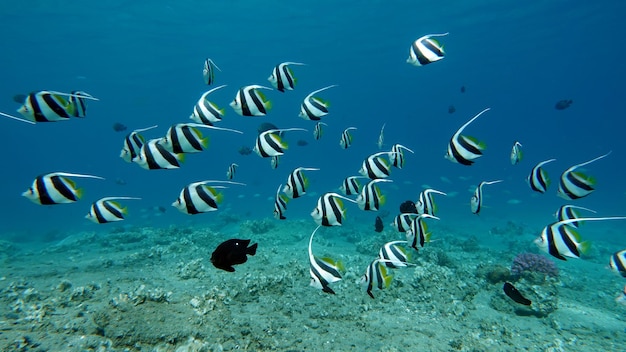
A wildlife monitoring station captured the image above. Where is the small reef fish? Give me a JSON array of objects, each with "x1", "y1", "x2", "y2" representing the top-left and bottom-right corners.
[
  {"x1": 230, "y1": 85, "x2": 273, "y2": 116},
  {"x1": 406, "y1": 33, "x2": 449, "y2": 66},
  {"x1": 273, "y1": 184, "x2": 289, "y2": 220},
  {"x1": 226, "y1": 163, "x2": 238, "y2": 180},
  {"x1": 377, "y1": 123, "x2": 386, "y2": 149},
  {"x1": 374, "y1": 216, "x2": 384, "y2": 232},
  {"x1": 159, "y1": 123, "x2": 243, "y2": 154},
  {"x1": 415, "y1": 188, "x2": 447, "y2": 216},
  {"x1": 360, "y1": 259, "x2": 392, "y2": 299},
  {"x1": 609, "y1": 249, "x2": 626, "y2": 278},
  {"x1": 359, "y1": 152, "x2": 393, "y2": 179},
  {"x1": 268, "y1": 62, "x2": 305, "y2": 92},
  {"x1": 23, "y1": 172, "x2": 105, "y2": 205},
  {"x1": 85, "y1": 196, "x2": 141, "y2": 224},
  {"x1": 445, "y1": 108, "x2": 490, "y2": 166},
  {"x1": 172, "y1": 180, "x2": 245, "y2": 214},
  {"x1": 210, "y1": 239, "x2": 257, "y2": 272},
  {"x1": 190, "y1": 85, "x2": 227, "y2": 126},
  {"x1": 339, "y1": 175, "x2": 367, "y2": 196},
  {"x1": 203, "y1": 58, "x2": 221, "y2": 85},
  {"x1": 554, "y1": 205, "x2": 596, "y2": 228},
  {"x1": 554, "y1": 99, "x2": 573, "y2": 110},
  {"x1": 378, "y1": 241, "x2": 409, "y2": 268},
  {"x1": 406, "y1": 214, "x2": 439, "y2": 250},
  {"x1": 2, "y1": 90, "x2": 98, "y2": 124},
  {"x1": 313, "y1": 122, "x2": 327, "y2": 140},
  {"x1": 356, "y1": 179, "x2": 391, "y2": 211},
  {"x1": 270, "y1": 155, "x2": 280, "y2": 169},
  {"x1": 299, "y1": 85, "x2": 337, "y2": 120},
  {"x1": 527, "y1": 159, "x2": 555, "y2": 194},
  {"x1": 534, "y1": 217, "x2": 626, "y2": 260},
  {"x1": 471, "y1": 180, "x2": 503, "y2": 214},
  {"x1": 503, "y1": 282, "x2": 531, "y2": 306},
  {"x1": 389, "y1": 144, "x2": 414, "y2": 169},
  {"x1": 120, "y1": 125, "x2": 159, "y2": 163},
  {"x1": 133, "y1": 139, "x2": 185, "y2": 170},
  {"x1": 254, "y1": 128, "x2": 307, "y2": 158},
  {"x1": 311, "y1": 192, "x2": 358, "y2": 227},
  {"x1": 557, "y1": 151, "x2": 611, "y2": 200},
  {"x1": 391, "y1": 213, "x2": 418, "y2": 233},
  {"x1": 510, "y1": 141, "x2": 523, "y2": 165},
  {"x1": 283, "y1": 167, "x2": 320, "y2": 199},
  {"x1": 340, "y1": 127, "x2": 357, "y2": 149},
  {"x1": 112, "y1": 122, "x2": 127, "y2": 132},
  {"x1": 308, "y1": 225, "x2": 344, "y2": 294}
]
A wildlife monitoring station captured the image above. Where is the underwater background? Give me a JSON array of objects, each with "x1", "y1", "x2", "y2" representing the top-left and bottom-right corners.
[{"x1": 1, "y1": 1, "x2": 626, "y2": 351}]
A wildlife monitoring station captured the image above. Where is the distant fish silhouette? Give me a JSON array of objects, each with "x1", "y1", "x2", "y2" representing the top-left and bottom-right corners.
[
  {"x1": 503, "y1": 282, "x2": 531, "y2": 306},
  {"x1": 112, "y1": 122, "x2": 127, "y2": 132},
  {"x1": 374, "y1": 216, "x2": 384, "y2": 232},
  {"x1": 448, "y1": 105, "x2": 456, "y2": 114},
  {"x1": 554, "y1": 99, "x2": 573, "y2": 110},
  {"x1": 460, "y1": 86, "x2": 466, "y2": 93}
]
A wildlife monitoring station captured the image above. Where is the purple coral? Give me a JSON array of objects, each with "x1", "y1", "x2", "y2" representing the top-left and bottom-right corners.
[{"x1": 511, "y1": 252, "x2": 559, "y2": 278}]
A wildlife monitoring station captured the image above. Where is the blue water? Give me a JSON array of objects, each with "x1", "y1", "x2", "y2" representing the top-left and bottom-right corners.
[{"x1": 1, "y1": 0, "x2": 625, "y2": 247}]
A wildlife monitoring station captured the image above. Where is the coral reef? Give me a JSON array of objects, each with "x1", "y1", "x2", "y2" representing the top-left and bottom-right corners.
[{"x1": 511, "y1": 252, "x2": 559, "y2": 280}]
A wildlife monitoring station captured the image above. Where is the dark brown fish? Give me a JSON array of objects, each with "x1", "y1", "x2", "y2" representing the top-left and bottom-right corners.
[
  {"x1": 374, "y1": 216, "x2": 384, "y2": 232},
  {"x1": 554, "y1": 99, "x2": 573, "y2": 110},
  {"x1": 503, "y1": 282, "x2": 531, "y2": 305},
  {"x1": 448, "y1": 105, "x2": 456, "y2": 114},
  {"x1": 211, "y1": 239, "x2": 257, "y2": 272}
]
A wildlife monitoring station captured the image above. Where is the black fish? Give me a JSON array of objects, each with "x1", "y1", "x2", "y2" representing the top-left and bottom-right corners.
[
  {"x1": 503, "y1": 282, "x2": 531, "y2": 306},
  {"x1": 399, "y1": 200, "x2": 417, "y2": 214},
  {"x1": 13, "y1": 94, "x2": 27, "y2": 104},
  {"x1": 554, "y1": 99, "x2": 573, "y2": 110},
  {"x1": 448, "y1": 105, "x2": 456, "y2": 114},
  {"x1": 112, "y1": 122, "x2": 128, "y2": 132},
  {"x1": 296, "y1": 139, "x2": 309, "y2": 147},
  {"x1": 211, "y1": 239, "x2": 258, "y2": 272},
  {"x1": 374, "y1": 216, "x2": 384, "y2": 232},
  {"x1": 460, "y1": 86, "x2": 466, "y2": 93}
]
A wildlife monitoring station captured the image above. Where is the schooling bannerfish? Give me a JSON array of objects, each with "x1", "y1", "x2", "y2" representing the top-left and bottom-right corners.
[{"x1": 211, "y1": 239, "x2": 258, "y2": 272}]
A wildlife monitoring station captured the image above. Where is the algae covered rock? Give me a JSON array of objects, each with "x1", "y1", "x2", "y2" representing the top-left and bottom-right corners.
[{"x1": 490, "y1": 278, "x2": 559, "y2": 317}]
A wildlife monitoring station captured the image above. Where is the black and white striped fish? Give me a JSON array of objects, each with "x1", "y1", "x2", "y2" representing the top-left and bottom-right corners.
[
  {"x1": 445, "y1": 108, "x2": 490, "y2": 165},
  {"x1": 69, "y1": 91, "x2": 93, "y2": 117},
  {"x1": 311, "y1": 192, "x2": 358, "y2": 227},
  {"x1": 415, "y1": 188, "x2": 447, "y2": 215},
  {"x1": 557, "y1": 151, "x2": 611, "y2": 200},
  {"x1": 527, "y1": 159, "x2": 556, "y2": 193},
  {"x1": 268, "y1": 62, "x2": 305, "y2": 92},
  {"x1": 4, "y1": 90, "x2": 98, "y2": 123},
  {"x1": 389, "y1": 144, "x2": 414, "y2": 169},
  {"x1": 203, "y1": 58, "x2": 221, "y2": 85},
  {"x1": 339, "y1": 176, "x2": 367, "y2": 196},
  {"x1": 172, "y1": 180, "x2": 245, "y2": 214},
  {"x1": 406, "y1": 32, "x2": 449, "y2": 66},
  {"x1": 313, "y1": 122, "x2": 327, "y2": 140},
  {"x1": 253, "y1": 128, "x2": 307, "y2": 158},
  {"x1": 554, "y1": 205, "x2": 596, "y2": 228},
  {"x1": 308, "y1": 225, "x2": 344, "y2": 294},
  {"x1": 339, "y1": 127, "x2": 357, "y2": 149},
  {"x1": 273, "y1": 184, "x2": 289, "y2": 220},
  {"x1": 85, "y1": 196, "x2": 141, "y2": 224},
  {"x1": 22, "y1": 172, "x2": 105, "y2": 205},
  {"x1": 391, "y1": 213, "x2": 418, "y2": 232},
  {"x1": 378, "y1": 240, "x2": 410, "y2": 268},
  {"x1": 226, "y1": 163, "x2": 238, "y2": 180},
  {"x1": 132, "y1": 139, "x2": 185, "y2": 170},
  {"x1": 406, "y1": 214, "x2": 439, "y2": 250},
  {"x1": 471, "y1": 180, "x2": 503, "y2": 214},
  {"x1": 230, "y1": 85, "x2": 273, "y2": 116},
  {"x1": 283, "y1": 167, "x2": 319, "y2": 199},
  {"x1": 120, "y1": 125, "x2": 159, "y2": 163},
  {"x1": 190, "y1": 85, "x2": 227, "y2": 126},
  {"x1": 299, "y1": 85, "x2": 337, "y2": 120},
  {"x1": 609, "y1": 249, "x2": 626, "y2": 278},
  {"x1": 270, "y1": 155, "x2": 280, "y2": 169},
  {"x1": 359, "y1": 151, "x2": 392, "y2": 179},
  {"x1": 510, "y1": 141, "x2": 523, "y2": 165},
  {"x1": 534, "y1": 217, "x2": 626, "y2": 260},
  {"x1": 360, "y1": 258, "x2": 393, "y2": 299},
  {"x1": 159, "y1": 123, "x2": 243, "y2": 154},
  {"x1": 356, "y1": 179, "x2": 392, "y2": 211}
]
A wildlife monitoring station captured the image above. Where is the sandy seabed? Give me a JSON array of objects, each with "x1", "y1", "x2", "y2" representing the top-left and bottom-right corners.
[{"x1": 1, "y1": 217, "x2": 625, "y2": 352}]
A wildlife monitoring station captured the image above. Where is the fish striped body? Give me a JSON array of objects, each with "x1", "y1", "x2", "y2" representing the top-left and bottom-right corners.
[
  {"x1": 407, "y1": 33, "x2": 448, "y2": 66},
  {"x1": 470, "y1": 180, "x2": 502, "y2": 214},
  {"x1": 283, "y1": 167, "x2": 319, "y2": 199},
  {"x1": 359, "y1": 152, "x2": 392, "y2": 179},
  {"x1": 391, "y1": 213, "x2": 418, "y2": 232},
  {"x1": 273, "y1": 184, "x2": 289, "y2": 220},
  {"x1": 360, "y1": 259, "x2": 392, "y2": 299},
  {"x1": 85, "y1": 197, "x2": 140, "y2": 224},
  {"x1": 190, "y1": 85, "x2": 227, "y2": 125},
  {"x1": 120, "y1": 125, "x2": 158, "y2": 163},
  {"x1": 527, "y1": 159, "x2": 555, "y2": 193},
  {"x1": 268, "y1": 62, "x2": 305, "y2": 92},
  {"x1": 230, "y1": 85, "x2": 272, "y2": 116},
  {"x1": 557, "y1": 152, "x2": 611, "y2": 200},
  {"x1": 133, "y1": 139, "x2": 185, "y2": 170},
  {"x1": 356, "y1": 179, "x2": 391, "y2": 211},
  {"x1": 415, "y1": 188, "x2": 446, "y2": 215},
  {"x1": 202, "y1": 58, "x2": 221, "y2": 85},
  {"x1": 311, "y1": 192, "x2": 356, "y2": 227},
  {"x1": 308, "y1": 226, "x2": 343, "y2": 294},
  {"x1": 299, "y1": 85, "x2": 337, "y2": 120},
  {"x1": 379, "y1": 241, "x2": 409, "y2": 268},
  {"x1": 610, "y1": 250, "x2": 626, "y2": 278},
  {"x1": 445, "y1": 108, "x2": 490, "y2": 165},
  {"x1": 406, "y1": 214, "x2": 439, "y2": 250},
  {"x1": 23, "y1": 172, "x2": 104, "y2": 205},
  {"x1": 340, "y1": 127, "x2": 357, "y2": 149}
]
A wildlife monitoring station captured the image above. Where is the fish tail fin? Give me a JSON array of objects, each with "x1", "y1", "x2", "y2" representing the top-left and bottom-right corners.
[
  {"x1": 579, "y1": 241, "x2": 591, "y2": 255},
  {"x1": 247, "y1": 243, "x2": 258, "y2": 256},
  {"x1": 75, "y1": 188, "x2": 84, "y2": 200},
  {"x1": 265, "y1": 100, "x2": 273, "y2": 110}
]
